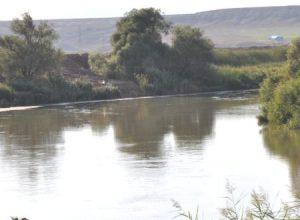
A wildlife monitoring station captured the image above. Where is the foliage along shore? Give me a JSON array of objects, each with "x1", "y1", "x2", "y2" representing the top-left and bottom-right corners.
[{"x1": 0, "y1": 9, "x2": 288, "y2": 114}]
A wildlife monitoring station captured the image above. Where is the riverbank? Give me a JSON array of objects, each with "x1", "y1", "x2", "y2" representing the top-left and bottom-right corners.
[{"x1": 0, "y1": 49, "x2": 284, "y2": 109}]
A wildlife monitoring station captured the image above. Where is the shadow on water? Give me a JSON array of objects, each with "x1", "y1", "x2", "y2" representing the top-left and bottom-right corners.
[{"x1": 262, "y1": 127, "x2": 300, "y2": 198}]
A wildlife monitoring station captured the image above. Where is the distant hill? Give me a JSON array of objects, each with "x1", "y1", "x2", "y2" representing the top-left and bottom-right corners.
[{"x1": 1, "y1": 5, "x2": 300, "y2": 52}]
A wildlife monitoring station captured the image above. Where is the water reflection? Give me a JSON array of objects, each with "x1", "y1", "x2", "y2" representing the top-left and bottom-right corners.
[
  {"x1": 0, "y1": 92, "x2": 270, "y2": 219},
  {"x1": 262, "y1": 127, "x2": 300, "y2": 198},
  {"x1": 0, "y1": 94, "x2": 257, "y2": 186}
]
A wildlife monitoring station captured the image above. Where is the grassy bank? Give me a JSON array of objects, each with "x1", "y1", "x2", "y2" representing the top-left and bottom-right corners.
[{"x1": 0, "y1": 58, "x2": 285, "y2": 108}]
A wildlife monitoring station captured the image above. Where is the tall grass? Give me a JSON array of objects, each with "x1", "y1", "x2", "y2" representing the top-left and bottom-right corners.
[
  {"x1": 214, "y1": 47, "x2": 287, "y2": 67},
  {"x1": 216, "y1": 62, "x2": 286, "y2": 90},
  {"x1": 174, "y1": 183, "x2": 300, "y2": 220}
]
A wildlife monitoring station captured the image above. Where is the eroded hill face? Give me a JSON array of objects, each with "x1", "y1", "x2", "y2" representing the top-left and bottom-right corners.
[{"x1": 1, "y1": 5, "x2": 299, "y2": 52}]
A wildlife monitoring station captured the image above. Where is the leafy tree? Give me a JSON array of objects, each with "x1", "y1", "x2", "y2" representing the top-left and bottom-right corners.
[
  {"x1": 259, "y1": 38, "x2": 300, "y2": 128},
  {"x1": 111, "y1": 8, "x2": 171, "y2": 77},
  {"x1": 287, "y1": 38, "x2": 300, "y2": 77},
  {"x1": 170, "y1": 25, "x2": 214, "y2": 83},
  {"x1": 0, "y1": 13, "x2": 61, "y2": 80}
]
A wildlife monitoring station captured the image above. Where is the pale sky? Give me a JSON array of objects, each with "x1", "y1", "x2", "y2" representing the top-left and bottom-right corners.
[{"x1": 1, "y1": 0, "x2": 300, "y2": 20}]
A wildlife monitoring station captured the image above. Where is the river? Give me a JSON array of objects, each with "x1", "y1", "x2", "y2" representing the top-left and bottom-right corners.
[{"x1": 0, "y1": 91, "x2": 299, "y2": 219}]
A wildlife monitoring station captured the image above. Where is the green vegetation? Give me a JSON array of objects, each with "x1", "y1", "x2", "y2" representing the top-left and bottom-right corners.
[
  {"x1": 170, "y1": 25, "x2": 215, "y2": 84},
  {"x1": 89, "y1": 8, "x2": 289, "y2": 96},
  {"x1": 0, "y1": 13, "x2": 61, "y2": 80},
  {"x1": 215, "y1": 47, "x2": 287, "y2": 66},
  {"x1": 0, "y1": 13, "x2": 120, "y2": 107},
  {"x1": 89, "y1": 8, "x2": 217, "y2": 94},
  {"x1": 6, "y1": 75, "x2": 119, "y2": 106},
  {"x1": 216, "y1": 62, "x2": 285, "y2": 90},
  {"x1": 110, "y1": 8, "x2": 171, "y2": 79},
  {"x1": 259, "y1": 38, "x2": 300, "y2": 129},
  {"x1": 0, "y1": 9, "x2": 291, "y2": 108}
]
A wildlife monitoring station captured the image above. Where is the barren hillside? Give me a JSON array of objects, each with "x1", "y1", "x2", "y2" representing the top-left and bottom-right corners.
[{"x1": 1, "y1": 6, "x2": 300, "y2": 52}]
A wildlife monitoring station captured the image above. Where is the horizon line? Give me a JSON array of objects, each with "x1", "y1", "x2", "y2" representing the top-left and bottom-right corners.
[{"x1": 0, "y1": 4, "x2": 299, "y2": 22}]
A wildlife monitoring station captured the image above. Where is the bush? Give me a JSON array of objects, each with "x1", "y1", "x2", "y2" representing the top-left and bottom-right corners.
[
  {"x1": 89, "y1": 53, "x2": 124, "y2": 79},
  {"x1": 72, "y1": 80, "x2": 94, "y2": 100},
  {"x1": 0, "y1": 83, "x2": 14, "y2": 100},
  {"x1": 93, "y1": 86, "x2": 121, "y2": 99},
  {"x1": 258, "y1": 39, "x2": 300, "y2": 128},
  {"x1": 135, "y1": 68, "x2": 178, "y2": 95},
  {"x1": 135, "y1": 74, "x2": 153, "y2": 94},
  {"x1": 259, "y1": 72, "x2": 300, "y2": 128},
  {"x1": 266, "y1": 78, "x2": 300, "y2": 128},
  {"x1": 0, "y1": 73, "x2": 122, "y2": 107},
  {"x1": 89, "y1": 53, "x2": 110, "y2": 77},
  {"x1": 0, "y1": 83, "x2": 14, "y2": 106},
  {"x1": 9, "y1": 78, "x2": 36, "y2": 92}
]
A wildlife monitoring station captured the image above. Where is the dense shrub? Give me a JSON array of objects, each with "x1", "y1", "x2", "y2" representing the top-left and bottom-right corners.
[
  {"x1": 260, "y1": 77, "x2": 300, "y2": 128},
  {"x1": 93, "y1": 86, "x2": 121, "y2": 99},
  {"x1": 47, "y1": 76, "x2": 120, "y2": 102},
  {"x1": 89, "y1": 53, "x2": 109, "y2": 77},
  {"x1": 134, "y1": 67, "x2": 179, "y2": 95},
  {"x1": 4, "y1": 75, "x2": 121, "y2": 106},
  {"x1": 0, "y1": 83, "x2": 14, "y2": 106},
  {"x1": 258, "y1": 38, "x2": 300, "y2": 129},
  {"x1": 135, "y1": 74, "x2": 153, "y2": 94},
  {"x1": 259, "y1": 39, "x2": 300, "y2": 128},
  {"x1": 287, "y1": 38, "x2": 300, "y2": 77}
]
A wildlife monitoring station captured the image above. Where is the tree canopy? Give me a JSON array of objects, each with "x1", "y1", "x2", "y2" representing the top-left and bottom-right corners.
[
  {"x1": 0, "y1": 13, "x2": 61, "y2": 79},
  {"x1": 100, "y1": 8, "x2": 214, "y2": 87},
  {"x1": 110, "y1": 8, "x2": 171, "y2": 77},
  {"x1": 112, "y1": 8, "x2": 170, "y2": 52},
  {"x1": 287, "y1": 38, "x2": 300, "y2": 77},
  {"x1": 259, "y1": 38, "x2": 300, "y2": 128},
  {"x1": 170, "y1": 25, "x2": 214, "y2": 82}
]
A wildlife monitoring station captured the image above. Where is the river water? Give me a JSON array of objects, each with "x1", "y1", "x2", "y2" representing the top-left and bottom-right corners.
[{"x1": 0, "y1": 91, "x2": 299, "y2": 220}]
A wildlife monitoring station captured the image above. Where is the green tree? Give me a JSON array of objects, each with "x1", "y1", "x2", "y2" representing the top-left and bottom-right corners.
[
  {"x1": 111, "y1": 8, "x2": 171, "y2": 77},
  {"x1": 287, "y1": 38, "x2": 300, "y2": 77},
  {"x1": 170, "y1": 25, "x2": 214, "y2": 83},
  {"x1": 259, "y1": 38, "x2": 300, "y2": 128},
  {"x1": 0, "y1": 13, "x2": 61, "y2": 80}
]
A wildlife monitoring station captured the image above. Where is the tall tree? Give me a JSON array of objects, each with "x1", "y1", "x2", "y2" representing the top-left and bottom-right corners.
[
  {"x1": 111, "y1": 8, "x2": 171, "y2": 77},
  {"x1": 0, "y1": 13, "x2": 61, "y2": 79},
  {"x1": 170, "y1": 25, "x2": 214, "y2": 83}
]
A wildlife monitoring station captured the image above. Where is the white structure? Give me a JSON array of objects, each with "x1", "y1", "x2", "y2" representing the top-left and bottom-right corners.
[{"x1": 269, "y1": 35, "x2": 284, "y2": 42}]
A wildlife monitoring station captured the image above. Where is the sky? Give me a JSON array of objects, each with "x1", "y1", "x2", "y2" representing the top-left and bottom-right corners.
[{"x1": 1, "y1": 0, "x2": 300, "y2": 20}]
